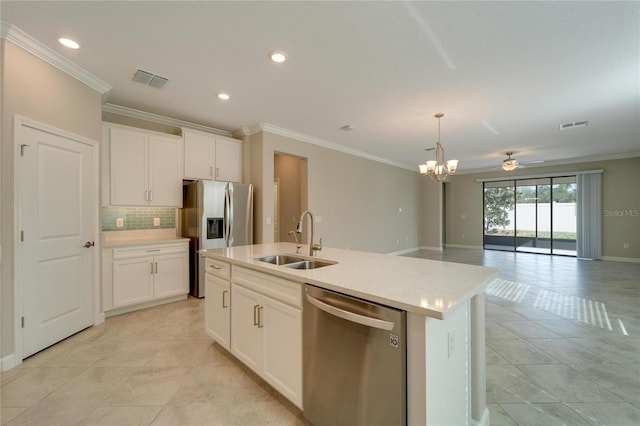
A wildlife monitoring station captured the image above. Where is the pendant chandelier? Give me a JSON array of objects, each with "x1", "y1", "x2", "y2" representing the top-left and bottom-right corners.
[{"x1": 418, "y1": 113, "x2": 459, "y2": 181}]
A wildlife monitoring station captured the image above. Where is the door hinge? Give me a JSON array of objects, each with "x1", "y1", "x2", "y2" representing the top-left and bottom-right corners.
[
  {"x1": 20, "y1": 144, "x2": 29, "y2": 156},
  {"x1": 20, "y1": 230, "x2": 24, "y2": 242},
  {"x1": 21, "y1": 316, "x2": 24, "y2": 328}
]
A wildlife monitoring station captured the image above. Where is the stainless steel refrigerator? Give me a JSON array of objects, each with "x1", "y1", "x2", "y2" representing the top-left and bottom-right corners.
[{"x1": 182, "y1": 180, "x2": 253, "y2": 298}]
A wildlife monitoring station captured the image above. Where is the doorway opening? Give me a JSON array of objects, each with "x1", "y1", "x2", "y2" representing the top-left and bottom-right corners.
[
  {"x1": 273, "y1": 153, "x2": 307, "y2": 243},
  {"x1": 483, "y1": 176, "x2": 577, "y2": 256}
]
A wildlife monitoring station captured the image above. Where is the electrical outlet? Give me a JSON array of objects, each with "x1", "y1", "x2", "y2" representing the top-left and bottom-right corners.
[
  {"x1": 448, "y1": 330, "x2": 455, "y2": 358},
  {"x1": 116, "y1": 218, "x2": 124, "y2": 228},
  {"x1": 624, "y1": 243, "x2": 629, "y2": 249},
  {"x1": 154, "y1": 218, "x2": 160, "y2": 226}
]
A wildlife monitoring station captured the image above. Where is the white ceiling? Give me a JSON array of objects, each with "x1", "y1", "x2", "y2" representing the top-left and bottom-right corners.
[{"x1": 2, "y1": 1, "x2": 639, "y2": 172}]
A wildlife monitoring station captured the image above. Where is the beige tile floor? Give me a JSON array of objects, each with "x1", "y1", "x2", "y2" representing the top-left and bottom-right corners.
[
  {"x1": 1, "y1": 247, "x2": 639, "y2": 425},
  {"x1": 406, "y1": 248, "x2": 640, "y2": 426}
]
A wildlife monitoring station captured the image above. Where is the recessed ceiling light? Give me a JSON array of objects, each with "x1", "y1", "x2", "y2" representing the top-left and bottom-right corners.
[
  {"x1": 217, "y1": 93, "x2": 230, "y2": 101},
  {"x1": 270, "y1": 51, "x2": 287, "y2": 63},
  {"x1": 58, "y1": 37, "x2": 80, "y2": 49}
]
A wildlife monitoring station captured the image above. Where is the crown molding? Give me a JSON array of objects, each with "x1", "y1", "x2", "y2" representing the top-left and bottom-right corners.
[
  {"x1": 102, "y1": 103, "x2": 234, "y2": 137},
  {"x1": 249, "y1": 122, "x2": 414, "y2": 171},
  {"x1": 1, "y1": 21, "x2": 111, "y2": 94}
]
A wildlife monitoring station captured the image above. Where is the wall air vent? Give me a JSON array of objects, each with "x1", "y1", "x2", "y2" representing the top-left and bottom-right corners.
[
  {"x1": 133, "y1": 69, "x2": 169, "y2": 88},
  {"x1": 560, "y1": 120, "x2": 589, "y2": 130}
]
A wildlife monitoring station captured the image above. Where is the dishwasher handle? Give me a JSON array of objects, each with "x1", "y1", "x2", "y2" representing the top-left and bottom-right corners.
[{"x1": 306, "y1": 294, "x2": 395, "y2": 331}]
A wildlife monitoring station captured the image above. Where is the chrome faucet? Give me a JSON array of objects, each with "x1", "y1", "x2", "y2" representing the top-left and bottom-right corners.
[{"x1": 296, "y1": 210, "x2": 322, "y2": 256}]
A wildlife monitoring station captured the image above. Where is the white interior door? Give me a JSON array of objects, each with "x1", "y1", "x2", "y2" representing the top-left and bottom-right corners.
[{"x1": 19, "y1": 123, "x2": 96, "y2": 358}]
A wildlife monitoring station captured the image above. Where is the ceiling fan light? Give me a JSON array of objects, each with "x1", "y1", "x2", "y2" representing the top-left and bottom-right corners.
[
  {"x1": 426, "y1": 160, "x2": 437, "y2": 173},
  {"x1": 502, "y1": 159, "x2": 518, "y2": 171},
  {"x1": 419, "y1": 164, "x2": 428, "y2": 174}
]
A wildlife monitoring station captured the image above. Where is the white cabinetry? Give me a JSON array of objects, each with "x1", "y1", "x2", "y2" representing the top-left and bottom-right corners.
[
  {"x1": 230, "y1": 266, "x2": 302, "y2": 408},
  {"x1": 183, "y1": 128, "x2": 242, "y2": 182},
  {"x1": 204, "y1": 258, "x2": 231, "y2": 349},
  {"x1": 102, "y1": 124, "x2": 183, "y2": 207},
  {"x1": 103, "y1": 241, "x2": 188, "y2": 312}
]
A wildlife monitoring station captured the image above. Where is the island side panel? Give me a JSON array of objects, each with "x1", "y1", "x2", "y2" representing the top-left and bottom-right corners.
[
  {"x1": 470, "y1": 293, "x2": 489, "y2": 426},
  {"x1": 407, "y1": 302, "x2": 472, "y2": 425}
]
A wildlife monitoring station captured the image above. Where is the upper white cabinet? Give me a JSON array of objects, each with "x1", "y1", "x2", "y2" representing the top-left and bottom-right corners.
[
  {"x1": 183, "y1": 128, "x2": 242, "y2": 182},
  {"x1": 102, "y1": 123, "x2": 183, "y2": 207}
]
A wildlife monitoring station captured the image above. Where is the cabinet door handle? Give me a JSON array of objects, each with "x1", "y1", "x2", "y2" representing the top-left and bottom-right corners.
[
  {"x1": 209, "y1": 166, "x2": 213, "y2": 177},
  {"x1": 222, "y1": 290, "x2": 228, "y2": 308},
  {"x1": 145, "y1": 190, "x2": 148, "y2": 201},
  {"x1": 216, "y1": 167, "x2": 220, "y2": 178},
  {"x1": 210, "y1": 264, "x2": 222, "y2": 270},
  {"x1": 149, "y1": 190, "x2": 153, "y2": 201},
  {"x1": 150, "y1": 262, "x2": 154, "y2": 274},
  {"x1": 253, "y1": 304, "x2": 260, "y2": 326},
  {"x1": 257, "y1": 306, "x2": 264, "y2": 328},
  {"x1": 155, "y1": 262, "x2": 158, "y2": 273}
]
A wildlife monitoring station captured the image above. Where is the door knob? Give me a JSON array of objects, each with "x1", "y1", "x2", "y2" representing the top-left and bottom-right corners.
[{"x1": 84, "y1": 241, "x2": 95, "y2": 248}]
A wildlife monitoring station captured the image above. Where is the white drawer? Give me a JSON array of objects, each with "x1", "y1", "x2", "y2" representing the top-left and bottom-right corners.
[
  {"x1": 206, "y1": 258, "x2": 231, "y2": 280},
  {"x1": 112, "y1": 242, "x2": 188, "y2": 260},
  {"x1": 232, "y1": 266, "x2": 302, "y2": 308}
]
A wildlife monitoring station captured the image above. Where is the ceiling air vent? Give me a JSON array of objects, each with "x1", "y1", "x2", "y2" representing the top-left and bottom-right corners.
[
  {"x1": 133, "y1": 69, "x2": 169, "y2": 89},
  {"x1": 560, "y1": 120, "x2": 589, "y2": 130}
]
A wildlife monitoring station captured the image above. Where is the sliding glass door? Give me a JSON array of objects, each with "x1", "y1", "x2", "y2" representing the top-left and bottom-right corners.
[
  {"x1": 483, "y1": 176, "x2": 576, "y2": 256},
  {"x1": 516, "y1": 178, "x2": 551, "y2": 254},
  {"x1": 552, "y1": 177, "x2": 577, "y2": 255},
  {"x1": 483, "y1": 181, "x2": 515, "y2": 251}
]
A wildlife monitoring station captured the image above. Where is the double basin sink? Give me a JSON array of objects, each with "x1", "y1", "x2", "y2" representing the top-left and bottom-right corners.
[{"x1": 253, "y1": 254, "x2": 337, "y2": 270}]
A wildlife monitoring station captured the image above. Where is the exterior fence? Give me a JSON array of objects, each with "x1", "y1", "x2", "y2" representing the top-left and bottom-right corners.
[{"x1": 502, "y1": 203, "x2": 576, "y2": 233}]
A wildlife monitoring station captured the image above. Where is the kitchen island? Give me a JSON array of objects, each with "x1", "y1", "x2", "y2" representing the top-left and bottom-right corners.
[{"x1": 206, "y1": 242, "x2": 498, "y2": 426}]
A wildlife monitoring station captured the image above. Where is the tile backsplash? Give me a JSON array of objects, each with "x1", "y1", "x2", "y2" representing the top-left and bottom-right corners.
[{"x1": 102, "y1": 207, "x2": 176, "y2": 231}]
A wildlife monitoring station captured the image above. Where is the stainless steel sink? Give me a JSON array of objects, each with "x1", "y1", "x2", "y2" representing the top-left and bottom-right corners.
[
  {"x1": 253, "y1": 254, "x2": 337, "y2": 270},
  {"x1": 254, "y1": 254, "x2": 305, "y2": 265},
  {"x1": 284, "y1": 259, "x2": 337, "y2": 270}
]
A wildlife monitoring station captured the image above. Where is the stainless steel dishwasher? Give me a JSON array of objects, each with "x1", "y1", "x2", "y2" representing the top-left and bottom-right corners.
[{"x1": 303, "y1": 284, "x2": 406, "y2": 426}]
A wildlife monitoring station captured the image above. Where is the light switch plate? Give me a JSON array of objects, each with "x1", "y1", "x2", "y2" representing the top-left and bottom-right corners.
[
  {"x1": 154, "y1": 218, "x2": 160, "y2": 226},
  {"x1": 116, "y1": 218, "x2": 124, "y2": 228}
]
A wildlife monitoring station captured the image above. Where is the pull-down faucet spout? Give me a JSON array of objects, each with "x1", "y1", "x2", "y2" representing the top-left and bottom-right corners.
[{"x1": 297, "y1": 210, "x2": 322, "y2": 256}]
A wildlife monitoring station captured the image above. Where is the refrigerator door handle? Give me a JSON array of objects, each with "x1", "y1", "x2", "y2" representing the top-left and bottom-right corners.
[{"x1": 227, "y1": 184, "x2": 234, "y2": 247}]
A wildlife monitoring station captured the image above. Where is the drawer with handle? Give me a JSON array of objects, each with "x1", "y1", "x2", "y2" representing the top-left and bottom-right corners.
[{"x1": 206, "y1": 258, "x2": 230, "y2": 280}]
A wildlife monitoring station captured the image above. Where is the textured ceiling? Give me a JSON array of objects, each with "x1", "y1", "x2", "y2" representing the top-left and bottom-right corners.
[{"x1": 2, "y1": 1, "x2": 639, "y2": 172}]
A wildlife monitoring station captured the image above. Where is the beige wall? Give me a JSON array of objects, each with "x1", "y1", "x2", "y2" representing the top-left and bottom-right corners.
[
  {"x1": 254, "y1": 131, "x2": 422, "y2": 254},
  {"x1": 419, "y1": 177, "x2": 444, "y2": 249},
  {"x1": 274, "y1": 154, "x2": 303, "y2": 242},
  {"x1": 1, "y1": 40, "x2": 102, "y2": 359},
  {"x1": 445, "y1": 157, "x2": 640, "y2": 260}
]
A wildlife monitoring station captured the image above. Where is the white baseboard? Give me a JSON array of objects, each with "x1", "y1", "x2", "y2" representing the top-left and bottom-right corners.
[
  {"x1": 601, "y1": 256, "x2": 640, "y2": 264},
  {"x1": 470, "y1": 407, "x2": 490, "y2": 426},
  {"x1": 387, "y1": 247, "x2": 421, "y2": 256},
  {"x1": 1, "y1": 353, "x2": 20, "y2": 372}
]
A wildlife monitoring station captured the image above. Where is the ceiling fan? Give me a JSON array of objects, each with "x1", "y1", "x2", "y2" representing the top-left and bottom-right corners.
[{"x1": 501, "y1": 152, "x2": 544, "y2": 171}]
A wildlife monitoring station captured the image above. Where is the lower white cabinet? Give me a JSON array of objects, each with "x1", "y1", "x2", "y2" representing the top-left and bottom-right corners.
[
  {"x1": 201, "y1": 261, "x2": 303, "y2": 408},
  {"x1": 205, "y1": 273, "x2": 231, "y2": 349},
  {"x1": 103, "y1": 241, "x2": 188, "y2": 312},
  {"x1": 229, "y1": 266, "x2": 303, "y2": 409}
]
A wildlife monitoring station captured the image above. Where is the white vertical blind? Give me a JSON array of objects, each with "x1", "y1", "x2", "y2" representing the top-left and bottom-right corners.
[{"x1": 576, "y1": 172, "x2": 602, "y2": 259}]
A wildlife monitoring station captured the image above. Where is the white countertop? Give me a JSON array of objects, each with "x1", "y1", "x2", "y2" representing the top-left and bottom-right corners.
[
  {"x1": 102, "y1": 229, "x2": 189, "y2": 248},
  {"x1": 206, "y1": 242, "x2": 499, "y2": 319}
]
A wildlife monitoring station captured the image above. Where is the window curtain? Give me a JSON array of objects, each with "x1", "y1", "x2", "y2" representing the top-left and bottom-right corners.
[{"x1": 576, "y1": 172, "x2": 602, "y2": 259}]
